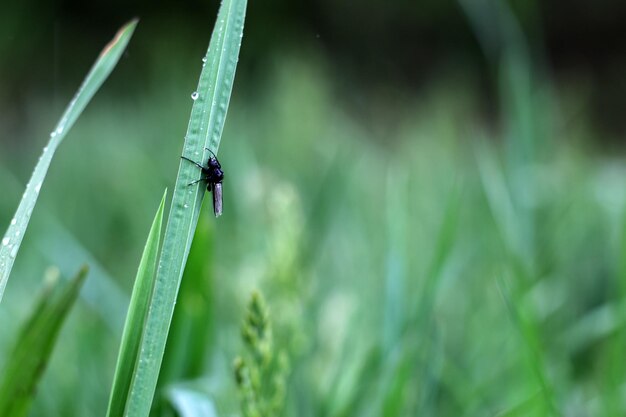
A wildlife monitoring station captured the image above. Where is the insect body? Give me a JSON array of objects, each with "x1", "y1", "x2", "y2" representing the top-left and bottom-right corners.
[{"x1": 181, "y1": 149, "x2": 224, "y2": 217}]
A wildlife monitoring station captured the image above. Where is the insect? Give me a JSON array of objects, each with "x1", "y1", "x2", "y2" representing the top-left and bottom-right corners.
[{"x1": 181, "y1": 149, "x2": 224, "y2": 217}]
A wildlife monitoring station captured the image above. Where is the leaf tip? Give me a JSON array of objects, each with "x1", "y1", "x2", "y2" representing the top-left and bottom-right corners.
[{"x1": 100, "y1": 19, "x2": 139, "y2": 58}]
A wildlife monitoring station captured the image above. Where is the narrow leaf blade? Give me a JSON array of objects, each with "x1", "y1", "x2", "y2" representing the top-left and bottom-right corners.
[
  {"x1": 0, "y1": 19, "x2": 138, "y2": 303},
  {"x1": 106, "y1": 191, "x2": 167, "y2": 417}
]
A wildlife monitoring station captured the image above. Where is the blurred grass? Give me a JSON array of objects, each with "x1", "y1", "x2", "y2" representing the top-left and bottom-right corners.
[
  {"x1": 0, "y1": 23, "x2": 625, "y2": 417},
  {"x1": 0, "y1": 265, "x2": 87, "y2": 417}
]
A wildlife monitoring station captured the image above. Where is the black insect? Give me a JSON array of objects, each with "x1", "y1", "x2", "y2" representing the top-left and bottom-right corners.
[{"x1": 181, "y1": 149, "x2": 224, "y2": 217}]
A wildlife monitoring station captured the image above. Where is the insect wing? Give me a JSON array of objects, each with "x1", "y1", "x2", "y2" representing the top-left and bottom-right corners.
[{"x1": 212, "y1": 182, "x2": 223, "y2": 217}]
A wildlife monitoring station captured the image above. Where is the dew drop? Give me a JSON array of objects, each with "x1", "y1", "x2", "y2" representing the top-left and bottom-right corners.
[
  {"x1": 50, "y1": 131, "x2": 57, "y2": 138},
  {"x1": 35, "y1": 182, "x2": 42, "y2": 194},
  {"x1": 9, "y1": 246, "x2": 18, "y2": 259},
  {"x1": 1, "y1": 237, "x2": 9, "y2": 246},
  {"x1": 14, "y1": 230, "x2": 20, "y2": 237},
  {"x1": 202, "y1": 56, "x2": 207, "y2": 63},
  {"x1": 184, "y1": 203, "x2": 189, "y2": 209},
  {"x1": 10, "y1": 218, "x2": 16, "y2": 226},
  {"x1": 191, "y1": 91, "x2": 199, "y2": 100}
]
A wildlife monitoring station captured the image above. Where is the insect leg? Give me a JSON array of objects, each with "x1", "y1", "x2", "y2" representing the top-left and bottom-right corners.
[
  {"x1": 187, "y1": 177, "x2": 206, "y2": 186},
  {"x1": 181, "y1": 156, "x2": 205, "y2": 170}
]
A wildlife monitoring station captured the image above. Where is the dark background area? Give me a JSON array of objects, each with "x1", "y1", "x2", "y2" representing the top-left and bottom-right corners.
[{"x1": 2, "y1": 0, "x2": 626, "y2": 142}]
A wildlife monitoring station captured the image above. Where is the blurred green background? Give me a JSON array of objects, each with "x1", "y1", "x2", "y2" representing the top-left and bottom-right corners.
[{"x1": 2, "y1": 0, "x2": 626, "y2": 416}]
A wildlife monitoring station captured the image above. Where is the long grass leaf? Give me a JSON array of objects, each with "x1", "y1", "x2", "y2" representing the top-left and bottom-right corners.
[
  {"x1": 124, "y1": 1, "x2": 246, "y2": 415},
  {"x1": 0, "y1": 265, "x2": 88, "y2": 417},
  {"x1": 106, "y1": 191, "x2": 166, "y2": 417},
  {"x1": 0, "y1": 19, "x2": 137, "y2": 303}
]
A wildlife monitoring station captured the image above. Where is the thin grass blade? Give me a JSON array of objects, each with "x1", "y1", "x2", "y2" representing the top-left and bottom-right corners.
[
  {"x1": 124, "y1": 1, "x2": 247, "y2": 415},
  {"x1": 106, "y1": 190, "x2": 167, "y2": 417},
  {"x1": 0, "y1": 166, "x2": 129, "y2": 331},
  {"x1": 0, "y1": 19, "x2": 138, "y2": 303},
  {"x1": 0, "y1": 265, "x2": 88, "y2": 417}
]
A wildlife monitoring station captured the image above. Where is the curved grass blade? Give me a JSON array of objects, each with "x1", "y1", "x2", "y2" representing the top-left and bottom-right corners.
[
  {"x1": 0, "y1": 265, "x2": 88, "y2": 417},
  {"x1": 0, "y1": 166, "x2": 129, "y2": 331},
  {"x1": 106, "y1": 191, "x2": 166, "y2": 417},
  {"x1": 0, "y1": 19, "x2": 138, "y2": 303},
  {"x1": 124, "y1": 1, "x2": 247, "y2": 415}
]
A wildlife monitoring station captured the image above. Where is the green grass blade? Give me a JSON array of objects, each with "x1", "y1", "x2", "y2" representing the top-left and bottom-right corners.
[
  {"x1": 124, "y1": 1, "x2": 247, "y2": 415},
  {"x1": 0, "y1": 19, "x2": 138, "y2": 303},
  {"x1": 106, "y1": 191, "x2": 166, "y2": 417},
  {"x1": 0, "y1": 265, "x2": 88, "y2": 417}
]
